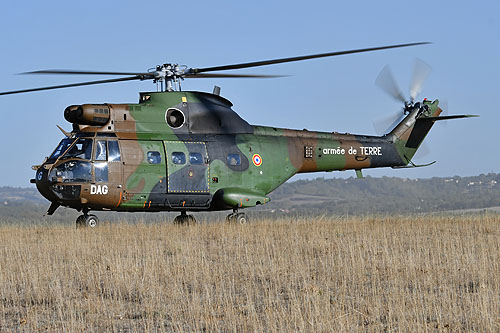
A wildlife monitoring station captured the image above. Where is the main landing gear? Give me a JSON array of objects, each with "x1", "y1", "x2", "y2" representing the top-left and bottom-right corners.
[
  {"x1": 76, "y1": 210, "x2": 99, "y2": 228},
  {"x1": 226, "y1": 209, "x2": 249, "y2": 224},
  {"x1": 173, "y1": 211, "x2": 196, "y2": 225}
]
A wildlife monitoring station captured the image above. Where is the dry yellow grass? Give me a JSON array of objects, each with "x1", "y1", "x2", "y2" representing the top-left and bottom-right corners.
[{"x1": 0, "y1": 215, "x2": 499, "y2": 331}]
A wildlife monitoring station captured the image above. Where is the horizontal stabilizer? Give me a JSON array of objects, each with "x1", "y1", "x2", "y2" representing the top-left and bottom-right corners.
[
  {"x1": 406, "y1": 114, "x2": 478, "y2": 148},
  {"x1": 425, "y1": 114, "x2": 479, "y2": 121}
]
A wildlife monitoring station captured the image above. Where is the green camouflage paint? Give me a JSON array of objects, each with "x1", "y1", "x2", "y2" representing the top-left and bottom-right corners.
[{"x1": 35, "y1": 91, "x2": 449, "y2": 214}]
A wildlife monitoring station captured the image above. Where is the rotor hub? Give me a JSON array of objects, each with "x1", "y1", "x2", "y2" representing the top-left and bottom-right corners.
[{"x1": 149, "y1": 64, "x2": 187, "y2": 91}]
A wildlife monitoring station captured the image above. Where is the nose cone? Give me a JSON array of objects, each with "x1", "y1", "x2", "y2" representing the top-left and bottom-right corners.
[
  {"x1": 35, "y1": 167, "x2": 59, "y2": 203},
  {"x1": 35, "y1": 164, "x2": 84, "y2": 209}
]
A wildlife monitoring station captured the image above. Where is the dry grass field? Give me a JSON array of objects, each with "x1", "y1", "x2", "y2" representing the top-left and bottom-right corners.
[{"x1": 1, "y1": 215, "x2": 500, "y2": 331}]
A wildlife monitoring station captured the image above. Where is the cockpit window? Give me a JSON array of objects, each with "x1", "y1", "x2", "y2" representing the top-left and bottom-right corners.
[
  {"x1": 94, "y1": 162, "x2": 108, "y2": 182},
  {"x1": 95, "y1": 140, "x2": 107, "y2": 161},
  {"x1": 74, "y1": 132, "x2": 95, "y2": 138},
  {"x1": 62, "y1": 138, "x2": 93, "y2": 160},
  {"x1": 48, "y1": 138, "x2": 75, "y2": 162},
  {"x1": 49, "y1": 161, "x2": 92, "y2": 183},
  {"x1": 108, "y1": 141, "x2": 121, "y2": 162}
]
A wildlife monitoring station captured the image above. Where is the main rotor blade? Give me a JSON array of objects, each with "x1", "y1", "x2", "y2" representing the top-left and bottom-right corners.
[
  {"x1": 184, "y1": 73, "x2": 287, "y2": 78},
  {"x1": 0, "y1": 76, "x2": 143, "y2": 96},
  {"x1": 21, "y1": 69, "x2": 153, "y2": 76},
  {"x1": 192, "y1": 42, "x2": 430, "y2": 73},
  {"x1": 409, "y1": 59, "x2": 431, "y2": 102},
  {"x1": 375, "y1": 65, "x2": 406, "y2": 103}
]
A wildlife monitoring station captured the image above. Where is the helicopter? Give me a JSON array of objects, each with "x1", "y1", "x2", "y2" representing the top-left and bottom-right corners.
[{"x1": 0, "y1": 42, "x2": 477, "y2": 227}]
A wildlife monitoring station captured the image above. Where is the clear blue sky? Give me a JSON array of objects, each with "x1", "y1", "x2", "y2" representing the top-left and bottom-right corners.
[{"x1": 0, "y1": 1, "x2": 497, "y2": 187}]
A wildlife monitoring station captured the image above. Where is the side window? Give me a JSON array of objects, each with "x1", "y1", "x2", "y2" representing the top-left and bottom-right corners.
[
  {"x1": 172, "y1": 152, "x2": 186, "y2": 164},
  {"x1": 94, "y1": 162, "x2": 108, "y2": 182},
  {"x1": 227, "y1": 153, "x2": 241, "y2": 166},
  {"x1": 95, "y1": 140, "x2": 107, "y2": 161},
  {"x1": 108, "y1": 141, "x2": 121, "y2": 162},
  {"x1": 189, "y1": 152, "x2": 203, "y2": 165},
  {"x1": 147, "y1": 151, "x2": 162, "y2": 164}
]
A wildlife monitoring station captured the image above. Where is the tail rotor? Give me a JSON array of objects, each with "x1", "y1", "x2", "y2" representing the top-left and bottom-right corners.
[
  {"x1": 375, "y1": 65, "x2": 406, "y2": 104},
  {"x1": 409, "y1": 58, "x2": 432, "y2": 103},
  {"x1": 373, "y1": 59, "x2": 432, "y2": 135}
]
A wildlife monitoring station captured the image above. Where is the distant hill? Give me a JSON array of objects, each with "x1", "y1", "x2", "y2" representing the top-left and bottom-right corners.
[
  {"x1": 0, "y1": 186, "x2": 46, "y2": 206},
  {"x1": 1, "y1": 174, "x2": 499, "y2": 224},
  {"x1": 263, "y1": 173, "x2": 500, "y2": 215}
]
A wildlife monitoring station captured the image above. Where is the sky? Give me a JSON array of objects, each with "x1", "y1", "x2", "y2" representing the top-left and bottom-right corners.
[{"x1": 0, "y1": 1, "x2": 497, "y2": 187}]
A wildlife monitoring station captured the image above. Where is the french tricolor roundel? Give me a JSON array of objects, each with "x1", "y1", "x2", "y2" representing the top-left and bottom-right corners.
[{"x1": 252, "y1": 153, "x2": 262, "y2": 167}]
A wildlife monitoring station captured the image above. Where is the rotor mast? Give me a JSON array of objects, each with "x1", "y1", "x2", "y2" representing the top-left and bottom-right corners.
[{"x1": 151, "y1": 64, "x2": 185, "y2": 92}]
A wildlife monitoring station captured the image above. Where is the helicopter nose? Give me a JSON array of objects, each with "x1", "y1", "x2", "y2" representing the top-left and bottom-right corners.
[
  {"x1": 34, "y1": 167, "x2": 59, "y2": 203},
  {"x1": 35, "y1": 168, "x2": 47, "y2": 182}
]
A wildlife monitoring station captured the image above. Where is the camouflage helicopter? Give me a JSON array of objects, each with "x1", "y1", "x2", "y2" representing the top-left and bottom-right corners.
[{"x1": 0, "y1": 42, "x2": 476, "y2": 227}]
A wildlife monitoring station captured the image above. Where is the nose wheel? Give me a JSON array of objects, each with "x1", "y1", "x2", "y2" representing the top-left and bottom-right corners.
[{"x1": 76, "y1": 213, "x2": 99, "y2": 228}]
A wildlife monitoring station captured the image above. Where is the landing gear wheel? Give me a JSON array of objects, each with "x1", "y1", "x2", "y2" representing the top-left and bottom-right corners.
[
  {"x1": 226, "y1": 213, "x2": 236, "y2": 223},
  {"x1": 76, "y1": 215, "x2": 86, "y2": 228},
  {"x1": 86, "y1": 214, "x2": 99, "y2": 228},
  {"x1": 173, "y1": 213, "x2": 196, "y2": 225},
  {"x1": 76, "y1": 214, "x2": 99, "y2": 228},
  {"x1": 235, "y1": 213, "x2": 249, "y2": 224},
  {"x1": 226, "y1": 212, "x2": 249, "y2": 224}
]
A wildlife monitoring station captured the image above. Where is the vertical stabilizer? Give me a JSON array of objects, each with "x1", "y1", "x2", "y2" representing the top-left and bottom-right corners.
[{"x1": 390, "y1": 99, "x2": 442, "y2": 164}]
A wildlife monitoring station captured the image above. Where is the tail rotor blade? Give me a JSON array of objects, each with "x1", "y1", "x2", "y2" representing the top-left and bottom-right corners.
[
  {"x1": 440, "y1": 99, "x2": 448, "y2": 116},
  {"x1": 409, "y1": 58, "x2": 431, "y2": 102},
  {"x1": 375, "y1": 65, "x2": 406, "y2": 103},
  {"x1": 438, "y1": 98, "x2": 448, "y2": 127}
]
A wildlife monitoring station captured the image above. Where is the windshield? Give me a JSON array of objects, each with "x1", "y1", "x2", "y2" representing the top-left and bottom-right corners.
[
  {"x1": 47, "y1": 138, "x2": 75, "y2": 163},
  {"x1": 61, "y1": 138, "x2": 93, "y2": 160},
  {"x1": 49, "y1": 160, "x2": 92, "y2": 183}
]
